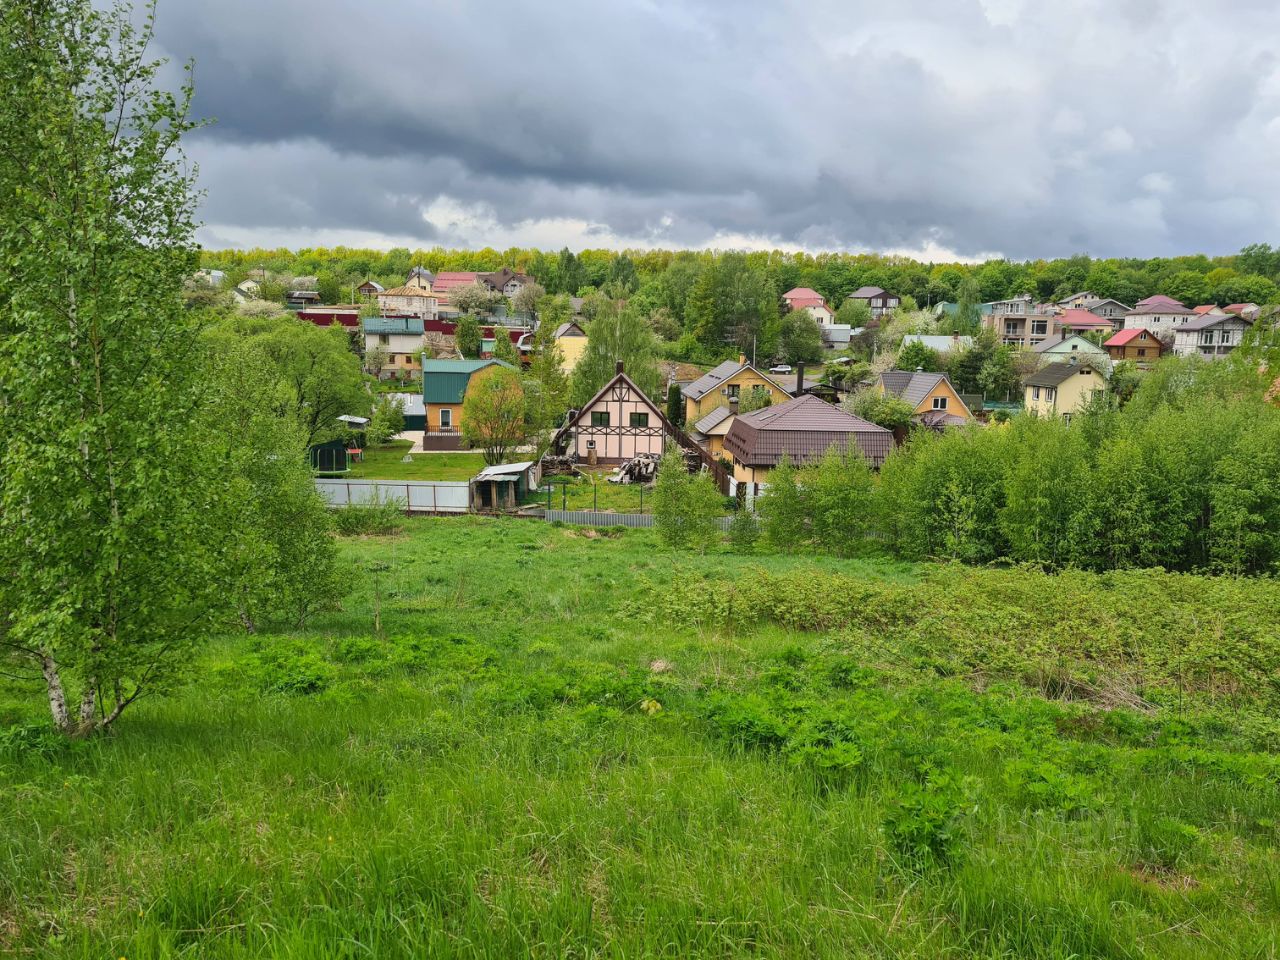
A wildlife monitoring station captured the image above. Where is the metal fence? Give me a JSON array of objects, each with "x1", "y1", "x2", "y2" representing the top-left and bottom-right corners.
[
  {"x1": 315, "y1": 478, "x2": 469, "y2": 514},
  {"x1": 544, "y1": 509, "x2": 733, "y2": 530}
]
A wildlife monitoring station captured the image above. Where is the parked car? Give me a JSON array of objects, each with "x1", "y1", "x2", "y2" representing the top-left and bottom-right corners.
[{"x1": 768, "y1": 364, "x2": 792, "y2": 374}]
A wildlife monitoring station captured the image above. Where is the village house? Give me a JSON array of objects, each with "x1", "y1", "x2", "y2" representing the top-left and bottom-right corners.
[
  {"x1": 681, "y1": 357, "x2": 791, "y2": 425},
  {"x1": 1056, "y1": 291, "x2": 1097, "y2": 309},
  {"x1": 357, "y1": 279, "x2": 385, "y2": 297},
  {"x1": 420, "y1": 358, "x2": 515, "y2": 449},
  {"x1": 1032, "y1": 334, "x2": 1111, "y2": 371},
  {"x1": 876, "y1": 370, "x2": 974, "y2": 428},
  {"x1": 1071, "y1": 297, "x2": 1132, "y2": 322},
  {"x1": 1224, "y1": 302, "x2": 1262, "y2": 321},
  {"x1": 1023, "y1": 360, "x2": 1107, "y2": 421},
  {"x1": 298, "y1": 306, "x2": 361, "y2": 328},
  {"x1": 1055, "y1": 309, "x2": 1116, "y2": 337},
  {"x1": 1103, "y1": 328, "x2": 1164, "y2": 366},
  {"x1": 285, "y1": 289, "x2": 323, "y2": 310},
  {"x1": 552, "y1": 364, "x2": 675, "y2": 464},
  {"x1": 376, "y1": 284, "x2": 438, "y2": 320},
  {"x1": 782, "y1": 287, "x2": 834, "y2": 324},
  {"x1": 1135, "y1": 294, "x2": 1186, "y2": 310},
  {"x1": 722, "y1": 394, "x2": 893, "y2": 501},
  {"x1": 1122, "y1": 301, "x2": 1199, "y2": 336},
  {"x1": 363, "y1": 316, "x2": 426, "y2": 380},
  {"x1": 688, "y1": 403, "x2": 738, "y2": 459},
  {"x1": 846, "y1": 286, "x2": 900, "y2": 317},
  {"x1": 405, "y1": 267, "x2": 434, "y2": 289},
  {"x1": 1172, "y1": 313, "x2": 1253, "y2": 359},
  {"x1": 982, "y1": 294, "x2": 1059, "y2": 348},
  {"x1": 551, "y1": 321, "x2": 588, "y2": 372}
]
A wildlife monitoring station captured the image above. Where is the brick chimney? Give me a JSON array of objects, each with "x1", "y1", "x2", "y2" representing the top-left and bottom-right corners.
[
  {"x1": 615, "y1": 360, "x2": 624, "y2": 374},
  {"x1": 795, "y1": 363, "x2": 805, "y2": 395}
]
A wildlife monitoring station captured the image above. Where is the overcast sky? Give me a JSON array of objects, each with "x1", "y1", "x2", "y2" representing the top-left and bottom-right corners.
[{"x1": 151, "y1": 0, "x2": 1280, "y2": 261}]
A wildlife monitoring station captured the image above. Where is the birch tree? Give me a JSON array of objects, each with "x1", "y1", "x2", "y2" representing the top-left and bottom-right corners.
[{"x1": 0, "y1": 0, "x2": 224, "y2": 735}]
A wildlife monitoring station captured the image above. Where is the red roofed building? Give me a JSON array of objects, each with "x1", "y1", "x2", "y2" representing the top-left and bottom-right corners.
[
  {"x1": 1136, "y1": 294, "x2": 1186, "y2": 310},
  {"x1": 1103, "y1": 327, "x2": 1164, "y2": 365},
  {"x1": 782, "y1": 287, "x2": 833, "y2": 324},
  {"x1": 1224, "y1": 302, "x2": 1261, "y2": 320}
]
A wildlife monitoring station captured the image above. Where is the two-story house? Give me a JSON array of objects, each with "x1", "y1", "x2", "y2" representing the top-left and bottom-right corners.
[
  {"x1": 1031, "y1": 334, "x2": 1111, "y2": 372},
  {"x1": 846, "y1": 286, "x2": 900, "y2": 318},
  {"x1": 681, "y1": 357, "x2": 791, "y2": 427},
  {"x1": 376, "y1": 285, "x2": 438, "y2": 320},
  {"x1": 420, "y1": 358, "x2": 516, "y2": 449},
  {"x1": 1078, "y1": 297, "x2": 1131, "y2": 323},
  {"x1": 552, "y1": 364, "x2": 675, "y2": 464},
  {"x1": 876, "y1": 370, "x2": 974, "y2": 428},
  {"x1": 782, "y1": 287, "x2": 834, "y2": 325},
  {"x1": 1172, "y1": 314, "x2": 1252, "y2": 360},
  {"x1": 1023, "y1": 361, "x2": 1107, "y2": 421},
  {"x1": 1103, "y1": 328, "x2": 1164, "y2": 366},
  {"x1": 363, "y1": 316, "x2": 426, "y2": 380}
]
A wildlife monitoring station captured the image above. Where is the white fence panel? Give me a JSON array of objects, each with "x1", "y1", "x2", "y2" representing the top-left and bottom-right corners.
[{"x1": 314, "y1": 479, "x2": 470, "y2": 514}]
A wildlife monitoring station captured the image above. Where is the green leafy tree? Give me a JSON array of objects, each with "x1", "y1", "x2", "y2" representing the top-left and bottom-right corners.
[
  {"x1": 652, "y1": 445, "x2": 721, "y2": 551},
  {"x1": 778, "y1": 310, "x2": 825, "y2": 364},
  {"x1": 461, "y1": 367, "x2": 528, "y2": 465},
  {"x1": 897, "y1": 340, "x2": 941, "y2": 372},
  {"x1": 451, "y1": 282, "x2": 503, "y2": 317},
  {"x1": 835, "y1": 298, "x2": 872, "y2": 328},
  {"x1": 455, "y1": 314, "x2": 483, "y2": 358},
  {"x1": 492, "y1": 330, "x2": 521, "y2": 366},
  {"x1": 570, "y1": 302, "x2": 662, "y2": 406},
  {"x1": 0, "y1": 0, "x2": 242, "y2": 735},
  {"x1": 317, "y1": 269, "x2": 342, "y2": 305},
  {"x1": 666, "y1": 382, "x2": 685, "y2": 427},
  {"x1": 367, "y1": 394, "x2": 407, "y2": 445},
  {"x1": 803, "y1": 448, "x2": 874, "y2": 556},
  {"x1": 845, "y1": 389, "x2": 916, "y2": 430},
  {"x1": 738, "y1": 385, "x2": 774, "y2": 413},
  {"x1": 757, "y1": 456, "x2": 808, "y2": 551},
  {"x1": 998, "y1": 416, "x2": 1091, "y2": 567},
  {"x1": 976, "y1": 345, "x2": 1020, "y2": 400}
]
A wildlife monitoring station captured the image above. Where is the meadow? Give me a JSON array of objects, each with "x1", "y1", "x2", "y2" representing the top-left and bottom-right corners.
[{"x1": 2, "y1": 517, "x2": 1279, "y2": 958}]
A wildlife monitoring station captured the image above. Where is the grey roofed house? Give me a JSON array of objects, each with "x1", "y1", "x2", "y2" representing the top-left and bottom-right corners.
[
  {"x1": 1180, "y1": 313, "x2": 1251, "y2": 331},
  {"x1": 901, "y1": 334, "x2": 974, "y2": 353},
  {"x1": 681, "y1": 358, "x2": 787, "y2": 401},
  {"x1": 693, "y1": 404, "x2": 735, "y2": 435},
  {"x1": 1024, "y1": 361, "x2": 1100, "y2": 388},
  {"x1": 407, "y1": 266, "x2": 434, "y2": 284},
  {"x1": 554, "y1": 321, "x2": 586, "y2": 338},
  {"x1": 722, "y1": 393, "x2": 893, "y2": 468},
  {"x1": 849, "y1": 285, "x2": 886, "y2": 299},
  {"x1": 879, "y1": 370, "x2": 951, "y2": 408},
  {"x1": 1126, "y1": 301, "x2": 1196, "y2": 316},
  {"x1": 1032, "y1": 334, "x2": 1102, "y2": 354}
]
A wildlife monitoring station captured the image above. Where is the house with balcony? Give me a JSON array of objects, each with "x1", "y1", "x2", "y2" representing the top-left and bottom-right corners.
[
  {"x1": 376, "y1": 285, "x2": 438, "y2": 320},
  {"x1": 1172, "y1": 314, "x2": 1252, "y2": 360},
  {"x1": 981, "y1": 294, "x2": 1058, "y2": 348},
  {"x1": 420, "y1": 358, "x2": 515, "y2": 450},
  {"x1": 363, "y1": 316, "x2": 426, "y2": 380},
  {"x1": 846, "y1": 286, "x2": 900, "y2": 318}
]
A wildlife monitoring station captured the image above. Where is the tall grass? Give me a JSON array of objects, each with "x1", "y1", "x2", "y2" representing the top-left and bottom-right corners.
[{"x1": 0, "y1": 517, "x2": 1277, "y2": 957}]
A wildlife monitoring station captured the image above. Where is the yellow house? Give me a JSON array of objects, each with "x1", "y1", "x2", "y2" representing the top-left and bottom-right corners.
[
  {"x1": 681, "y1": 358, "x2": 791, "y2": 426},
  {"x1": 1023, "y1": 361, "x2": 1107, "y2": 420},
  {"x1": 554, "y1": 321, "x2": 589, "y2": 373},
  {"x1": 876, "y1": 370, "x2": 974, "y2": 427}
]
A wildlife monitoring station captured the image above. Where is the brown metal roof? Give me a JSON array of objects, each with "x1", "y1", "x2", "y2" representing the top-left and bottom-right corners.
[
  {"x1": 723, "y1": 394, "x2": 893, "y2": 468},
  {"x1": 1023, "y1": 360, "x2": 1102, "y2": 388}
]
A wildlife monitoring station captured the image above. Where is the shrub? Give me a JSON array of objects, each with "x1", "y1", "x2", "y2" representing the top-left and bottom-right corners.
[
  {"x1": 332, "y1": 492, "x2": 405, "y2": 535},
  {"x1": 728, "y1": 509, "x2": 760, "y2": 552},
  {"x1": 884, "y1": 770, "x2": 969, "y2": 866}
]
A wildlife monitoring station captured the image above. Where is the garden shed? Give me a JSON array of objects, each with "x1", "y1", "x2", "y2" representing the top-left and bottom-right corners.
[
  {"x1": 309, "y1": 438, "x2": 349, "y2": 474},
  {"x1": 469, "y1": 461, "x2": 540, "y2": 512}
]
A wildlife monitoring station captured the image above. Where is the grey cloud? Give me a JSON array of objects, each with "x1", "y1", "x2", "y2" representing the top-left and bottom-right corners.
[{"x1": 152, "y1": 0, "x2": 1280, "y2": 257}]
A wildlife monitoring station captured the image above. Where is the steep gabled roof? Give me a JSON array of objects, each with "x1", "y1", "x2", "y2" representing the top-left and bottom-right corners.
[
  {"x1": 1135, "y1": 294, "x2": 1186, "y2": 309},
  {"x1": 693, "y1": 404, "x2": 735, "y2": 434},
  {"x1": 379, "y1": 284, "x2": 435, "y2": 298},
  {"x1": 878, "y1": 370, "x2": 969, "y2": 413},
  {"x1": 1125, "y1": 301, "x2": 1197, "y2": 317},
  {"x1": 554, "y1": 321, "x2": 587, "y2": 338},
  {"x1": 1032, "y1": 334, "x2": 1106, "y2": 354},
  {"x1": 723, "y1": 394, "x2": 893, "y2": 468},
  {"x1": 552, "y1": 370, "x2": 674, "y2": 450},
  {"x1": 1024, "y1": 361, "x2": 1103, "y2": 388},
  {"x1": 1180, "y1": 313, "x2": 1252, "y2": 332},
  {"x1": 681, "y1": 360, "x2": 788, "y2": 402},
  {"x1": 1058, "y1": 308, "x2": 1114, "y2": 329}
]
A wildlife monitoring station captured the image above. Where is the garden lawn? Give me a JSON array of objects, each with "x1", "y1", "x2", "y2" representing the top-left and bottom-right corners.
[
  {"x1": 341, "y1": 442, "x2": 486, "y2": 481},
  {"x1": 2, "y1": 517, "x2": 1279, "y2": 958},
  {"x1": 531, "y1": 468, "x2": 659, "y2": 514}
]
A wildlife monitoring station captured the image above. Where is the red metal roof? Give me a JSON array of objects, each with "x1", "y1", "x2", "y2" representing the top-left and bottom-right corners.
[
  {"x1": 1103, "y1": 328, "x2": 1155, "y2": 347},
  {"x1": 1058, "y1": 309, "x2": 1113, "y2": 328},
  {"x1": 1192, "y1": 305, "x2": 1218, "y2": 314},
  {"x1": 431, "y1": 271, "x2": 482, "y2": 292}
]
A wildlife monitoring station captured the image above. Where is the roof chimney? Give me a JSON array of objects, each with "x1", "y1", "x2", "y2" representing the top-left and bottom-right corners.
[
  {"x1": 615, "y1": 360, "x2": 624, "y2": 375},
  {"x1": 739, "y1": 353, "x2": 747, "y2": 365},
  {"x1": 795, "y1": 362, "x2": 805, "y2": 395}
]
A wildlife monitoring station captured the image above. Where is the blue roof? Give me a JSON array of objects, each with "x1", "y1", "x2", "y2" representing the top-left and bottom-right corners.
[{"x1": 363, "y1": 316, "x2": 424, "y2": 335}]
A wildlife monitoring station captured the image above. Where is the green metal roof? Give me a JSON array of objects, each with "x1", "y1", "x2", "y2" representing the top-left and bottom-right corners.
[
  {"x1": 363, "y1": 316, "x2": 424, "y2": 335},
  {"x1": 420, "y1": 359, "x2": 514, "y2": 404}
]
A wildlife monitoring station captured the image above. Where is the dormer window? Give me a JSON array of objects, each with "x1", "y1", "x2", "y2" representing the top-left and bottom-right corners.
[{"x1": 932, "y1": 397, "x2": 948, "y2": 410}]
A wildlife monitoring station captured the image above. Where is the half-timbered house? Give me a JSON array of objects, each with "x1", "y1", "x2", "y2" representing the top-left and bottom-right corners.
[{"x1": 553, "y1": 363, "x2": 676, "y2": 464}]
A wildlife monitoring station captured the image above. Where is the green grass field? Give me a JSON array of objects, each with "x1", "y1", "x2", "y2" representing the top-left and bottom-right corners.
[
  {"x1": 340, "y1": 442, "x2": 486, "y2": 481},
  {"x1": 531, "y1": 469, "x2": 657, "y2": 513},
  {"x1": 2, "y1": 517, "x2": 1279, "y2": 958}
]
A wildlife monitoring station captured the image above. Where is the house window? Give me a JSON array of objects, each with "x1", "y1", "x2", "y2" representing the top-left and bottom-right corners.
[
  {"x1": 1032, "y1": 387, "x2": 1041, "y2": 400},
  {"x1": 1139, "y1": 333, "x2": 1148, "y2": 340},
  {"x1": 1137, "y1": 348, "x2": 1146, "y2": 357},
  {"x1": 932, "y1": 396, "x2": 948, "y2": 410},
  {"x1": 591, "y1": 411, "x2": 610, "y2": 427},
  {"x1": 378, "y1": 334, "x2": 389, "y2": 345},
  {"x1": 1046, "y1": 388, "x2": 1056, "y2": 401},
  {"x1": 1032, "y1": 320, "x2": 1047, "y2": 336},
  {"x1": 439, "y1": 409, "x2": 452, "y2": 429},
  {"x1": 726, "y1": 384, "x2": 740, "y2": 398},
  {"x1": 1005, "y1": 322, "x2": 1020, "y2": 336},
  {"x1": 629, "y1": 412, "x2": 649, "y2": 427}
]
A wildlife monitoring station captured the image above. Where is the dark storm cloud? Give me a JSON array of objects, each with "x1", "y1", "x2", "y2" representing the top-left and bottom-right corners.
[{"x1": 151, "y1": 0, "x2": 1280, "y2": 257}]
